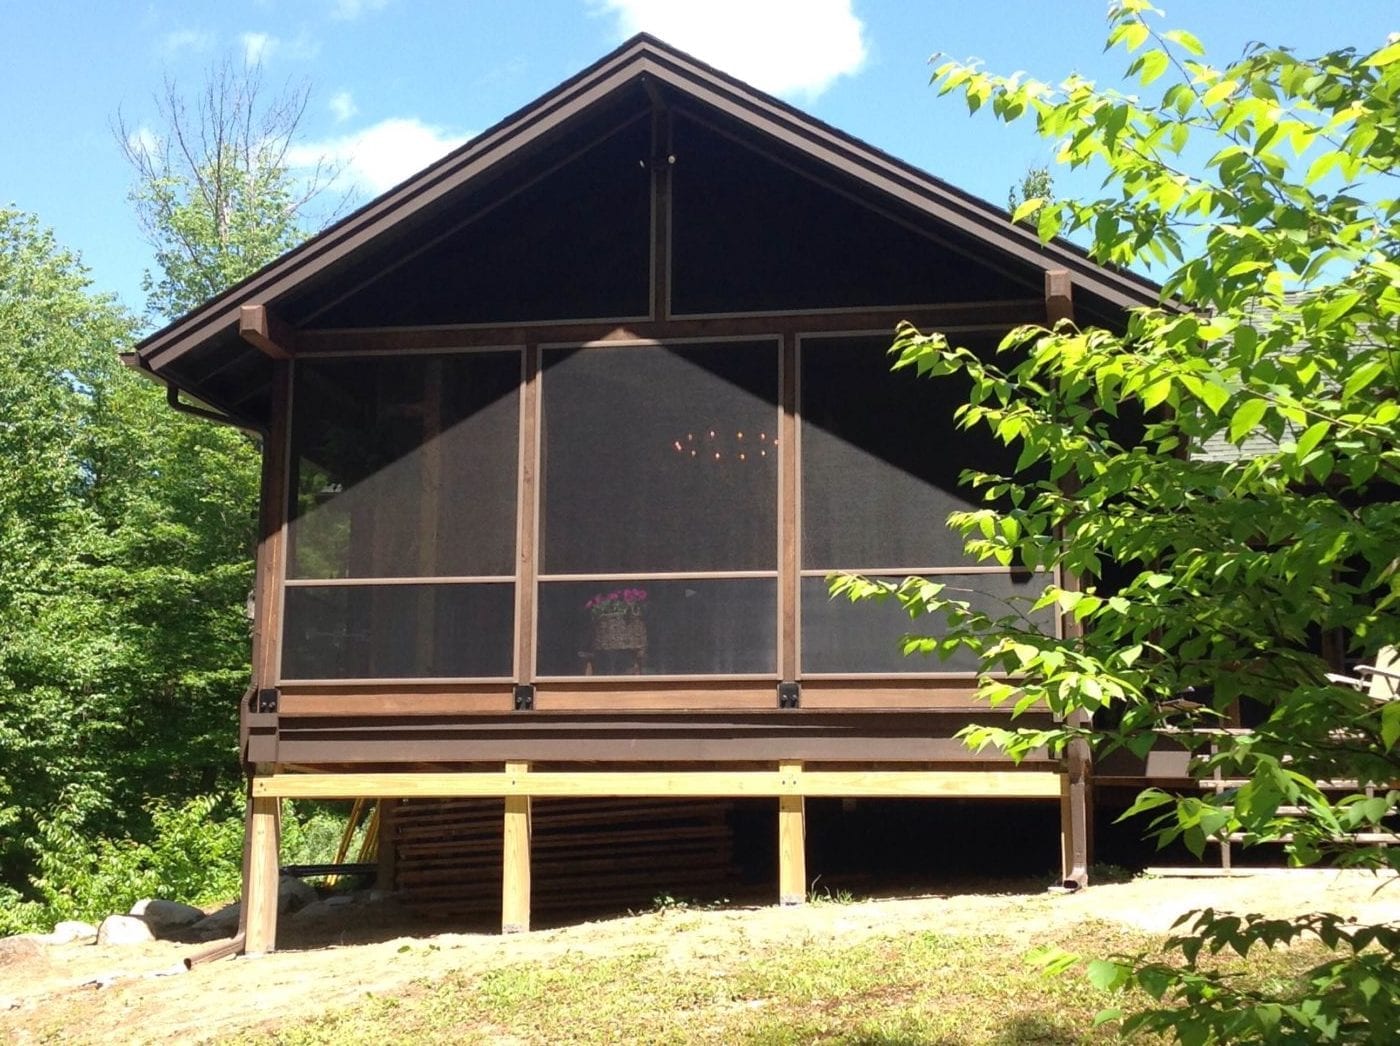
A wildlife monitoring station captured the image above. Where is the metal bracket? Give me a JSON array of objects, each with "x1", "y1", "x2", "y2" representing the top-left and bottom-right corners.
[
  {"x1": 514, "y1": 684, "x2": 535, "y2": 712},
  {"x1": 256, "y1": 687, "x2": 279, "y2": 714},
  {"x1": 778, "y1": 682, "x2": 800, "y2": 709}
]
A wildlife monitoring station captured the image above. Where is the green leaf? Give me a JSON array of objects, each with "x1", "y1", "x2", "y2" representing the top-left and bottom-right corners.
[
  {"x1": 1341, "y1": 359, "x2": 1386, "y2": 401},
  {"x1": 1139, "y1": 50, "x2": 1170, "y2": 86},
  {"x1": 1228, "y1": 398, "x2": 1268, "y2": 442},
  {"x1": 1382, "y1": 701, "x2": 1400, "y2": 751},
  {"x1": 1294, "y1": 420, "x2": 1330, "y2": 458},
  {"x1": 1164, "y1": 29, "x2": 1206, "y2": 56},
  {"x1": 1012, "y1": 197, "x2": 1044, "y2": 223},
  {"x1": 1086, "y1": 959, "x2": 1129, "y2": 992},
  {"x1": 1364, "y1": 40, "x2": 1400, "y2": 66}
]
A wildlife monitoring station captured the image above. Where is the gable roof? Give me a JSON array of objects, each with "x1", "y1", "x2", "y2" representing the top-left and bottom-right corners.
[{"x1": 131, "y1": 33, "x2": 1162, "y2": 418}]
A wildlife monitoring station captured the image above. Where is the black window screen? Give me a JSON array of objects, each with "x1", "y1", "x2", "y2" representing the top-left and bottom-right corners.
[
  {"x1": 801, "y1": 573, "x2": 1054, "y2": 674},
  {"x1": 289, "y1": 351, "x2": 520, "y2": 579},
  {"x1": 801, "y1": 334, "x2": 1011, "y2": 570},
  {"x1": 669, "y1": 113, "x2": 1031, "y2": 314},
  {"x1": 282, "y1": 583, "x2": 514, "y2": 680},
  {"x1": 540, "y1": 342, "x2": 779, "y2": 574},
  {"x1": 537, "y1": 578, "x2": 776, "y2": 676}
]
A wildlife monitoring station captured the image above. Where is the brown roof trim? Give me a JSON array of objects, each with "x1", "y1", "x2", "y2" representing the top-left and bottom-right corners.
[{"x1": 136, "y1": 33, "x2": 1161, "y2": 371}]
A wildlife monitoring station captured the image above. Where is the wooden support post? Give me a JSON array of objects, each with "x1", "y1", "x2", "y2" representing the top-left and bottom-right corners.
[
  {"x1": 502, "y1": 761, "x2": 532, "y2": 933},
  {"x1": 778, "y1": 760, "x2": 806, "y2": 905},
  {"x1": 375, "y1": 799, "x2": 398, "y2": 891},
  {"x1": 244, "y1": 794, "x2": 281, "y2": 955},
  {"x1": 1059, "y1": 730, "x2": 1091, "y2": 888}
]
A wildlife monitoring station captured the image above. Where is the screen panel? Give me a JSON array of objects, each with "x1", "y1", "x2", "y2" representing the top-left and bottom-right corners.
[
  {"x1": 801, "y1": 572, "x2": 1054, "y2": 674},
  {"x1": 801, "y1": 333, "x2": 1013, "y2": 570},
  {"x1": 282, "y1": 583, "x2": 515, "y2": 679},
  {"x1": 289, "y1": 351, "x2": 520, "y2": 580},
  {"x1": 669, "y1": 113, "x2": 1035, "y2": 314},
  {"x1": 537, "y1": 578, "x2": 776, "y2": 676},
  {"x1": 540, "y1": 342, "x2": 779, "y2": 575}
]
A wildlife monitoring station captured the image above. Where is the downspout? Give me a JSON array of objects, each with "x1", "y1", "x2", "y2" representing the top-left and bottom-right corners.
[{"x1": 184, "y1": 932, "x2": 245, "y2": 968}]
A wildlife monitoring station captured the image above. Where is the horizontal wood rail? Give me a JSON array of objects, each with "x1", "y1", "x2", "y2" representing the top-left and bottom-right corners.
[{"x1": 252, "y1": 768, "x2": 1062, "y2": 799}]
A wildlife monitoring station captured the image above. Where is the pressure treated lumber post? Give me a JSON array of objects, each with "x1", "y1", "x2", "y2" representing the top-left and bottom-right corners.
[
  {"x1": 778, "y1": 761, "x2": 806, "y2": 905},
  {"x1": 244, "y1": 794, "x2": 281, "y2": 955},
  {"x1": 502, "y1": 761, "x2": 532, "y2": 933}
]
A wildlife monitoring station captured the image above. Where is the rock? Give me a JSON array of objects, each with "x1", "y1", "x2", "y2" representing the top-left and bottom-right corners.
[
  {"x1": 288, "y1": 899, "x2": 334, "y2": 924},
  {"x1": 190, "y1": 903, "x2": 240, "y2": 941},
  {"x1": 129, "y1": 899, "x2": 205, "y2": 933},
  {"x1": 278, "y1": 874, "x2": 317, "y2": 914},
  {"x1": 96, "y1": 914, "x2": 155, "y2": 946},
  {"x1": 48, "y1": 920, "x2": 98, "y2": 944},
  {"x1": 0, "y1": 935, "x2": 48, "y2": 968}
]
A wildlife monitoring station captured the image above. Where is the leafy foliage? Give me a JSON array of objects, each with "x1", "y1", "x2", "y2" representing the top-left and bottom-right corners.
[
  {"x1": 1007, "y1": 164, "x2": 1055, "y2": 217},
  {"x1": 837, "y1": 1, "x2": 1400, "y2": 1039},
  {"x1": 0, "y1": 207, "x2": 259, "y2": 925}
]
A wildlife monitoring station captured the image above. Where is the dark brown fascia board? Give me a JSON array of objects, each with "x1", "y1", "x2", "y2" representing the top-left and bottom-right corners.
[{"x1": 136, "y1": 33, "x2": 1161, "y2": 372}]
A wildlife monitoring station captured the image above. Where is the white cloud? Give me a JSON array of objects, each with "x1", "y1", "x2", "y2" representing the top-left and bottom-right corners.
[
  {"x1": 127, "y1": 125, "x2": 161, "y2": 157},
  {"x1": 596, "y1": 0, "x2": 867, "y2": 99},
  {"x1": 288, "y1": 118, "x2": 470, "y2": 195},
  {"x1": 329, "y1": 90, "x2": 358, "y2": 123},
  {"x1": 330, "y1": 0, "x2": 391, "y2": 21},
  {"x1": 240, "y1": 31, "x2": 277, "y2": 65},
  {"x1": 159, "y1": 28, "x2": 213, "y2": 56}
]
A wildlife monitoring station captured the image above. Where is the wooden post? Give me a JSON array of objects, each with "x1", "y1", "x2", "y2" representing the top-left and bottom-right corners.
[
  {"x1": 1047, "y1": 267, "x2": 1092, "y2": 888},
  {"x1": 244, "y1": 793, "x2": 281, "y2": 955},
  {"x1": 778, "y1": 760, "x2": 806, "y2": 905},
  {"x1": 375, "y1": 799, "x2": 398, "y2": 891},
  {"x1": 502, "y1": 761, "x2": 532, "y2": 933}
]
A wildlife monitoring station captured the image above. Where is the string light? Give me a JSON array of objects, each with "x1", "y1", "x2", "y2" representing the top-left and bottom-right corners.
[{"x1": 669, "y1": 426, "x2": 776, "y2": 464}]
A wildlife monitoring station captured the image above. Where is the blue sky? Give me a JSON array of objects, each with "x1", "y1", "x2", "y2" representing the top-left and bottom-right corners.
[{"x1": 3, "y1": 1, "x2": 1394, "y2": 319}]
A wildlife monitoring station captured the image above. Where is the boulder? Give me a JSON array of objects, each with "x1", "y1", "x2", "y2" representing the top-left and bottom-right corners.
[
  {"x1": 48, "y1": 920, "x2": 98, "y2": 945},
  {"x1": 96, "y1": 914, "x2": 155, "y2": 946},
  {"x1": 129, "y1": 899, "x2": 205, "y2": 934},
  {"x1": 189, "y1": 903, "x2": 240, "y2": 942},
  {"x1": 0, "y1": 934, "x2": 48, "y2": 968},
  {"x1": 278, "y1": 874, "x2": 317, "y2": 913}
]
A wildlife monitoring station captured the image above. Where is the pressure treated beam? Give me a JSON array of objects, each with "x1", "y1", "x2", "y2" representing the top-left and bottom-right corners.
[
  {"x1": 244, "y1": 795, "x2": 280, "y2": 955},
  {"x1": 778, "y1": 761, "x2": 806, "y2": 905},
  {"x1": 502, "y1": 761, "x2": 532, "y2": 933},
  {"x1": 239, "y1": 304, "x2": 295, "y2": 359},
  {"x1": 251, "y1": 769, "x2": 1063, "y2": 799}
]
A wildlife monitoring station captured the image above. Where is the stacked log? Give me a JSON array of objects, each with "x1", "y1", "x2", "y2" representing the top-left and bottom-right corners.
[{"x1": 391, "y1": 798, "x2": 740, "y2": 918}]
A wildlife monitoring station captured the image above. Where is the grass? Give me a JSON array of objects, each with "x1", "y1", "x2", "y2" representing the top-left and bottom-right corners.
[
  {"x1": 239, "y1": 914, "x2": 1336, "y2": 1045},
  {"x1": 243, "y1": 922, "x2": 1135, "y2": 1044}
]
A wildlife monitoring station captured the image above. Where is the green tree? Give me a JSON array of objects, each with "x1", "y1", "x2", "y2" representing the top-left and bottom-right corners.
[
  {"x1": 0, "y1": 207, "x2": 259, "y2": 930},
  {"x1": 116, "y1": 55, "x2": 340, "y2": 323},
  {"x1": 1006, "y1": 163, "x2": 1054, "y2": 216},
  {"x1": 840, "y1": 2, "x2": 1399, "y2": 1038}
]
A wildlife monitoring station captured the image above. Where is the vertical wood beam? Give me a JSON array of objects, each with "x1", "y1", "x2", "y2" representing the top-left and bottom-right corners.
[
  {"x1": 415, "y1": 361, "x2": 444, "y2": 670},
  {"x1": 251, "y1": 360, "x2": 292, "y2": 691},
  {"x1": 649, "y1": 96, "x2": 672, "y2": 321},
  {"x1": 375, "y1": 799, "x2": 398, "y2": 891},
  {"x1": 778, "y1": 760, "x2": 806, "y2": 905},
  {"x1": 779, "y1": 333, "x2": 799, "y2": 682},
  {"x1": 244, "y1": 793, "x2": 281, "y2": 955},
  {"x1": 502, "y1": 761, "x2": 532, "y2": 933},
  {"x1": 1046, "y1": 267, "x2": 1092, "y2": 887},
  {"x1": 514, "y1": 348, "x2": 540, "y2": 683}
]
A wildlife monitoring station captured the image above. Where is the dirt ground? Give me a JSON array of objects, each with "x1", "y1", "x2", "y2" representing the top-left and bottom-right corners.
[{"x1": 2, "y1": 869, "x2": 1396, "y2": 1045}]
